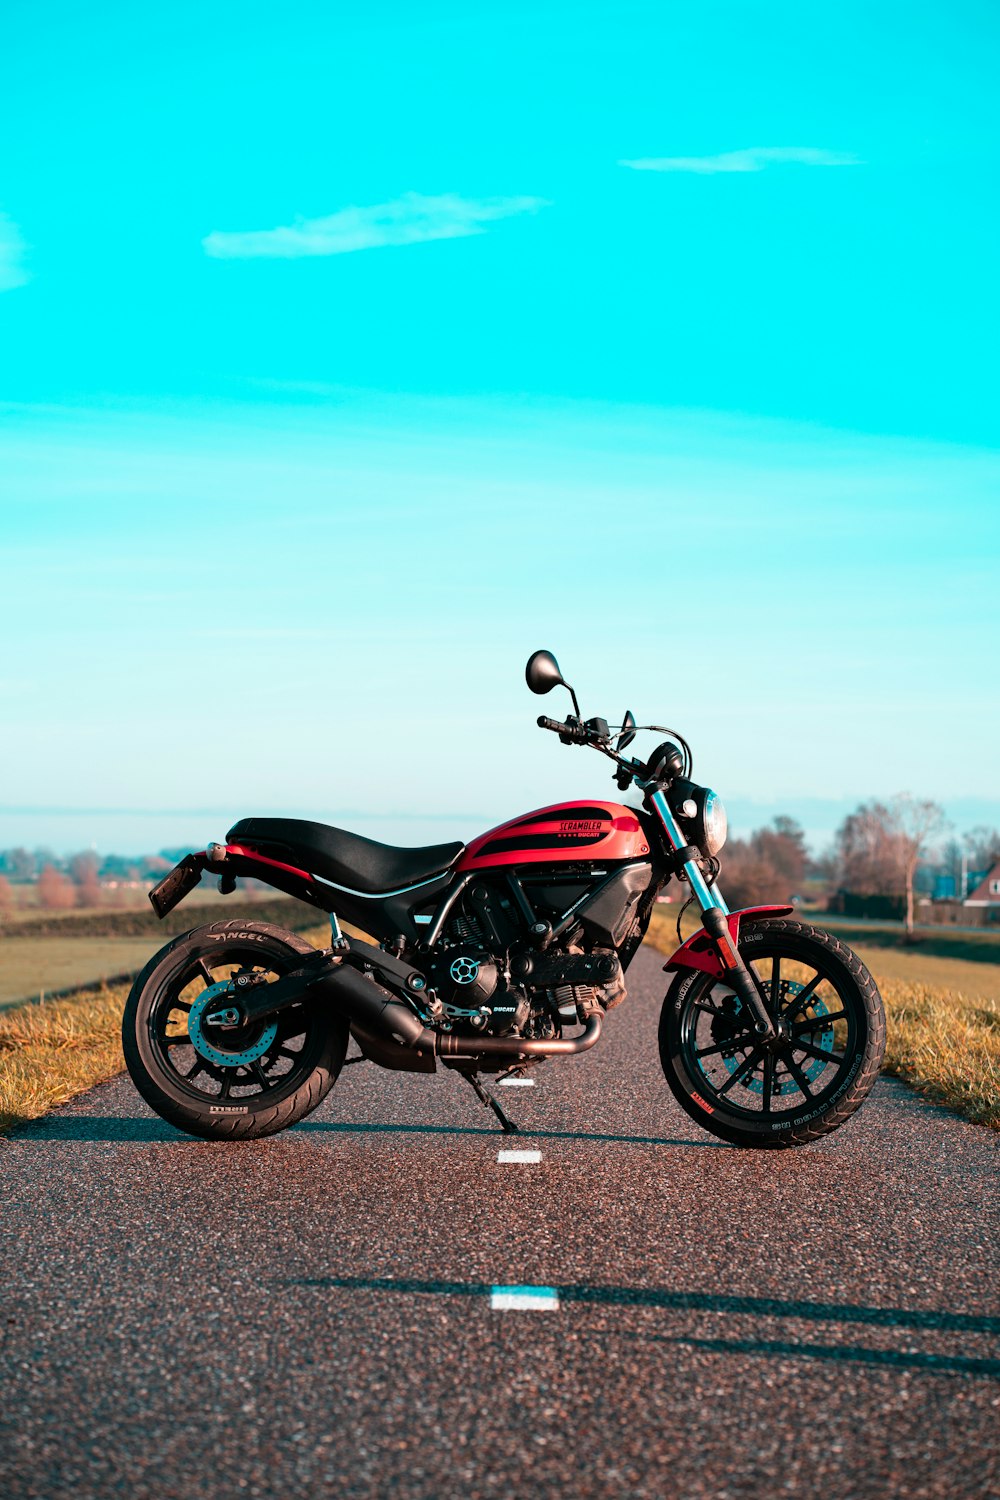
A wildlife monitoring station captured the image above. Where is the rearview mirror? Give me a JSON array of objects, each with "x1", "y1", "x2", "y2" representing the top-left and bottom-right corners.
[
  {"x1": 619, "y1": 710, "x2": 637, "y2": 750},
  {"x1": 525, "y1": 650, "x2": 565, "y2": 696}
]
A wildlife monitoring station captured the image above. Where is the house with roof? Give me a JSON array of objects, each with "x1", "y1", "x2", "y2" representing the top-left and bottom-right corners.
[{"x1": 963, "y1": 858, "x2": 1000, "y2": 907}]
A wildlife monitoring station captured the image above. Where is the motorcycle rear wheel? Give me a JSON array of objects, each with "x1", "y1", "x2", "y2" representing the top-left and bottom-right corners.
[
  {"x1": 658, "y1": 918, "x2": 885, "y2": 1148},
  {"x1": 122, "y1": 918, "x2": 349, "y2": 1141}
]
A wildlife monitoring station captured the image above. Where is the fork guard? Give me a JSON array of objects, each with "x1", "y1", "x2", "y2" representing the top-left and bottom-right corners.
[{"x1": 663, "y1": 905, "x2": 794, "y2": 979}]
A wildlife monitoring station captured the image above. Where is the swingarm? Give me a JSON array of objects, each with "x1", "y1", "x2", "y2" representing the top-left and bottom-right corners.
[{"x1": 205, "y1": 934, "x2": 429, "y2": 1030}]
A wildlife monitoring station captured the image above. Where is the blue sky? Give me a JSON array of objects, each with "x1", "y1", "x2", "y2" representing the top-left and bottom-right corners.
[{"x1": 1, "y1": 1, "x2": 998, "y2": 855}]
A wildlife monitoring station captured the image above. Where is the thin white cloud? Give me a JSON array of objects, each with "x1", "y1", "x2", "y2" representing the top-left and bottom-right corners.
[
  {"x1": 0, "y1": 213, "x2": 29, "y2": 290},
  {"x1": 203, "y1": 191, "x2": 549, "y2": 260},
  {"x1": 620, "y1": 147, "x2": 862, "y2": 174}
]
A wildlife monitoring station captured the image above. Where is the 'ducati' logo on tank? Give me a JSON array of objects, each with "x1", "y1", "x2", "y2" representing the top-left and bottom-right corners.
[{"x1": 473, "y1": 807, "x2": 613, "y2": 858}]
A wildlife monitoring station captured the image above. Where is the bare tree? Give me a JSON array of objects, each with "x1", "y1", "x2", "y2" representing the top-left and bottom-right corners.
[
  {"x1": 37, "y1": 864, "x2": 76, "y2": 911},
  {"x1": 833, "y1": 802, "x2": 904, "y2": 896},
  {"x1": 833, "y1": 797, "x2": 947, "y2": 932},
  {"x1": 76, "y1": 873, "x2": 103, "y2": 909},
  {"x1": 0, "y1": 875, "x2": 13, "y2": 915},
  {"x1": 751, "y1": 816, "x2": 809, "y2": 892},
  {"x1": 68, "y1": 851, "x2": 102, "y2": 909},
  {"x1": 963, "y1": 825, "x2": 1000, "y2": 872},
  {"x1": 69, "y1": 851, "x2": 99, "y2": 886},
  {"x1": 717, "y1": 840, "x2": 787, "y2": 908},
  {"x1": 810, "y1": 846, "x2": 839, "y2": 889},
  {"x1": 893, "y1": 795, "x2": 948, "y2": 938}
]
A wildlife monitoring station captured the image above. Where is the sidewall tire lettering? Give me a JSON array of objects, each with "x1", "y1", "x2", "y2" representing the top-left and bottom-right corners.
[{"x1": 122, "y1": 919, "x2": 348, "y2": 1141}]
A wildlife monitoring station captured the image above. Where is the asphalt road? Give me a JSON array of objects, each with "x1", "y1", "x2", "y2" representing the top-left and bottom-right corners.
[{"x1": 1, "y1": 947, "x2": 998, "y2": 1500}]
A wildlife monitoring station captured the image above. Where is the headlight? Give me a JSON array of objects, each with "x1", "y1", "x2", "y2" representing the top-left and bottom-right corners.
[{"x1": 702, "y1": 790, "x2": 727, "y2": 855}]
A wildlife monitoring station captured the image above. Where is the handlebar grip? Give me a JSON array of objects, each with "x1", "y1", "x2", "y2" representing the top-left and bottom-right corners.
[{"x1": 538, "y1": 715, "x2": 590, "y2": 743}]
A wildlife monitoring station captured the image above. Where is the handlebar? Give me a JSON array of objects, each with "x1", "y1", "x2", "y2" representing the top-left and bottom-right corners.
[
  {"x1": 537, "y1": 714, "x2": 589, "y2": 743},
  {"x1": 536, "y1": 704, "x2": 693, "y2": 787}
]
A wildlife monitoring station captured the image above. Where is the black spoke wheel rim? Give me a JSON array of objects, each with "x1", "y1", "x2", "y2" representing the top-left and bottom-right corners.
[
  {"x1": 147, "y1": 942, "x2": 326, "y2": 1108},
  {"x1": 678, "y1": 937, "x2": 861, "y2": 1124}
]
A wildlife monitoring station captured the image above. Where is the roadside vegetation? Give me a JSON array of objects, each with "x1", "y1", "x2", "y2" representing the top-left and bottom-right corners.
[
  {"x1": 0, "y1": 979, "x2": 131, "y2": 1133},
  {"x1": 876, "y1": 980, "x2": 1000, "y2": 1128}
]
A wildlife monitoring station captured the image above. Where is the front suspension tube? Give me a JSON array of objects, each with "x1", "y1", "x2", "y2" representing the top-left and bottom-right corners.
[
  {"x1": 700, "y1": 906, "x2": 776, "y2": 1037},
  {"x1": 645, "y1": 786, "x2": 774, "y2": 1036}
]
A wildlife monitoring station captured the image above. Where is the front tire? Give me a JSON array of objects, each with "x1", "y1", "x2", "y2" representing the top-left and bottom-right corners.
[
  {"x1": 659, "y1": 918, "x2": 885, "y2": 1148},
  {"x1": 122, "y1": 919, "x2": 349, "y2": 1141}
]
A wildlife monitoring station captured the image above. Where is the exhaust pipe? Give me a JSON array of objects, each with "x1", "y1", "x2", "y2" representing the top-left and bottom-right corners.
[
  {"x1": 236, "y1": 959, "x2": 604, "y2": 1061},
  {"x1": 328, "y1": 965, "x2": 604, "y2": 1059},
  {"x1": 435, "y1": 1013, "x2": 602, "y2": 1058}
]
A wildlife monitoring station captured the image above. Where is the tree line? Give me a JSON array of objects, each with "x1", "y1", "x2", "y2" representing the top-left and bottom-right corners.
[
  {"x1": 1, "y1": 811, "x2": 997, "y2": 927},
  {"x1": 696, "y1": 803, "x2": 999, "y2": 935},
  {"x1": 0, "y1": 847, "x2": 182, "y2": 913}
]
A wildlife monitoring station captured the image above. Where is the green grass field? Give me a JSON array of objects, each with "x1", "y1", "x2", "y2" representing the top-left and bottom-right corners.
[
  {"x1": 805, "y1": 913, "x2": 1000, "y2": 966},
  {"x1": 0, "y1": 937, "x2": 158, "y2": 1009},
  {"x1": 0, "y1": 898, "x2": 327, "y2": 1009}
]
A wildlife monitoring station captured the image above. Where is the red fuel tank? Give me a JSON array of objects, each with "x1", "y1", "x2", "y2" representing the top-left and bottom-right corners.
[{"x1": 459, "y1": 801, "x2": 650, "y2": 871}]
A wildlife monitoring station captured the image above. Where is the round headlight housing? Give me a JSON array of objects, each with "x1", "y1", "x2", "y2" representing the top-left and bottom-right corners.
[{"x1": 702, "y1": 789, "x2": 728, "y2": 856}]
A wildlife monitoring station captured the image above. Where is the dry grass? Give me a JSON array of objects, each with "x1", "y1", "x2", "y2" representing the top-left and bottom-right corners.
[
  {"x1": 0, "y1": 981, "x2": 130, "y2": 1134},
  {"x1": 880, "y1": 981, "x2": 1000, "y2": 1128}
]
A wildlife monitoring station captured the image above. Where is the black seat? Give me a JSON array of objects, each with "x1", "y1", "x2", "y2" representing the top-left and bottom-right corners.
[{"x1": 227, "y1": 817, "x2": 465, "y2": 896}]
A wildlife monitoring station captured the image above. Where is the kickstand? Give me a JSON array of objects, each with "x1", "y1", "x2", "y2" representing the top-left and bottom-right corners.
[{"x1": 464, "y1": 1072, "x2": 520, "y2": 1134}]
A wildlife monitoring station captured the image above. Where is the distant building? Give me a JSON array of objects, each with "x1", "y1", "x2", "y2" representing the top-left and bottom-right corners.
[{"x1": 964, "y1": 859, "x2": 1000, "y2": 907}]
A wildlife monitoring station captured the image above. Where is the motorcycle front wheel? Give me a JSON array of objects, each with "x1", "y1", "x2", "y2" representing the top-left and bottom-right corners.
[
  {"x1": 658, "y1": 917, "x2": 886, "y2": 1148},
  {"x1": 122, "y1": 918, "x2": 349, "y2": 1141}
]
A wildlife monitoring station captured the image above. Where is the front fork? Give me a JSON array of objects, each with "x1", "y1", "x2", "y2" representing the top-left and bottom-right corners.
[{"x1": 647, "y1": 787, "x2": 776, "y2": 1038}]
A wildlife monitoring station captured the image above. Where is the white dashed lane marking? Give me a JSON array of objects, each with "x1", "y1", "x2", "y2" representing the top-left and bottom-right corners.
[
  {"x1": 497, "y1": 1149, "x2": 542, "y2": 1164},
  {"x1": 497, "y1": 1077, "x2": 535, "y2": 1086},
  {"x1": 490, "y1": 1286, "x2": 560, "y2": 1311}
]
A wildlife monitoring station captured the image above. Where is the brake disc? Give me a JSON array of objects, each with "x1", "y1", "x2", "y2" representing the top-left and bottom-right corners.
[
  {"x1": 713, "y1": 979, "x2": 833, "y2": 1096},
  {"x1": 187, "y1": 979, "x2": 278, "y2": 1069}
]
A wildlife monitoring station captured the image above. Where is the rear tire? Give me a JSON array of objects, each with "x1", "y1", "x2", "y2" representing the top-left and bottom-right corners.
[
  {"x1": 658, "y1": 918, "x2": 885, "y2": 1148},
  {"x1": 122, "y1": 918, "x2": 349, "y2": 1141}
]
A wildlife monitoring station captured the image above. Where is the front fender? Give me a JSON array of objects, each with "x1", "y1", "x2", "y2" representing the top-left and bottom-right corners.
[{"x1": 662, "y1": 905, "x2": 794, "y2": 978}]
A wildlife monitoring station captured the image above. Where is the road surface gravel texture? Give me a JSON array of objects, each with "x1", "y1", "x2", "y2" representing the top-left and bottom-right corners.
[{"x1": 1, "y1": 947, "x2": 997, "y2": 1500}]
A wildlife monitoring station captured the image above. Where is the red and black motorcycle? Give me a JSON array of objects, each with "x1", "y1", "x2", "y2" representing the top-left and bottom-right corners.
[{"x1": 123, "y1": 651, "x2": 886, "y2": 1148}]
